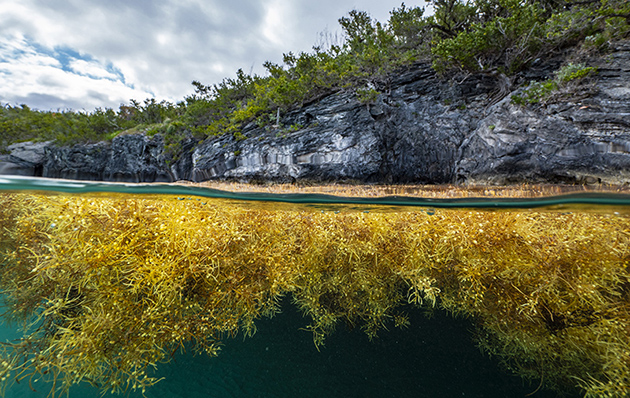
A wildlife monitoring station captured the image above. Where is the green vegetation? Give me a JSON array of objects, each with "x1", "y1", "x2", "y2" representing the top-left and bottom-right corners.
[
  {"x1": 511, "y1": 62, "x2": 598, "y2": 104},
  {"x1": 0, "y1": 100, "x2": 180, "y2": 150},
  {"x1": 1, "y1": 0, "x2": 629, "y2": 156},
  {"x1": 1, "y1": 193, "x2": 630, "y2": 397}
]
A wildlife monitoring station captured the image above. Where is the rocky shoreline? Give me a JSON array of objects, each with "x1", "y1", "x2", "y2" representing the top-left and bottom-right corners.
[{"x1": 2, "y1": 41, "x2": 629, "y2": 186}]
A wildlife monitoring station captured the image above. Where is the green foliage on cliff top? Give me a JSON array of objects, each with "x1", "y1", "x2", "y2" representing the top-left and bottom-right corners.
[{"x1": 1, "y1": 0, "x2": 628, "y2": 155}]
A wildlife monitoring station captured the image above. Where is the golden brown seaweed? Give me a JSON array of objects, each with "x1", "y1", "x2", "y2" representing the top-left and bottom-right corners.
[{"x1": 0, "y1": 193, "x2": 628, "y2": 397}]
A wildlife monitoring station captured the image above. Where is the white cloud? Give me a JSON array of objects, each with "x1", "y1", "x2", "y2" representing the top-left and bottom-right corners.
[
  {"x1": 69, "y1": 59, "x2": 119, "y2": 80},
  {"x1": 0, "y1": 34, "x2": 152, "y2": 110},
  {"x1": 0, "y1": 0, "x2": 425, "y2": 111},
  {"x1": 261, "y1": 0, "x2": 297, "y2": 47}
]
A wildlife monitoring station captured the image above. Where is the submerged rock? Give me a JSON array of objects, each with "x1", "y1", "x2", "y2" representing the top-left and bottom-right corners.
[{"x1": 2, "y1": 41, "x2": 629, "y2": 185}]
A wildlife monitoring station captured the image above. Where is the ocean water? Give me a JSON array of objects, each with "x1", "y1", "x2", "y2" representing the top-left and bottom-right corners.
[
  {"x1": 0, "y1": 305, "x2": 557, "y2": 398},
  {"x1": 1, "y1": 176, "x2": 629, "y2": 398}
]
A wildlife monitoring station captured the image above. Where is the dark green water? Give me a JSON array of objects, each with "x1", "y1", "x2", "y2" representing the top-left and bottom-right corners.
[
  {"x1": 0, "y1": 304, "x2": 558, "y2": 398},
  {"x1": 2, "y1": 176, "x2": 625, "y2": 398}
]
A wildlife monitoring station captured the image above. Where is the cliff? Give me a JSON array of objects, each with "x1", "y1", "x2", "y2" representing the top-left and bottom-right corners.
[{"x1": 2, "y1": 41, "x2": 629, "y2": 185}]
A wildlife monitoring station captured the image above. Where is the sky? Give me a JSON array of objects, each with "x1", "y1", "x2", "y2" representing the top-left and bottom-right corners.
[{"x1": 0, "y1": 0, "x2": 426, "y2": 112}]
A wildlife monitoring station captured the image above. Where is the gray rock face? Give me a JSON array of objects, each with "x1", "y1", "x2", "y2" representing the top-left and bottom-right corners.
[
  {"x1": 189, "y1": 65, "x2": 488, "y2": 184},
  {"x1": 458, "y1": 41, "x2": 630, "y2": 185},
  {"x1": 2, "y1": 40, "x2": 629, "y2": 185},
  {"x1": 103, "y1": 134, "x2": 171, "y2": 182},
  {"x1": 43, "y1": 134, "x2": 172, "y2": 182},
  {"x1": 190, "y1": 92, "x2": 383, "y2": 183},
  {"x1": 43, "y1": 142, "x2": 110, "y2": 181},
  {"x1": 0, "y1": 141, "x2": 51, "y2": 176}
]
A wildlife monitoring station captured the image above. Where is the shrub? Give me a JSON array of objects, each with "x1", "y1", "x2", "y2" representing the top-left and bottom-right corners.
[
  {"x1": 431, "y1": 0, "x2": 545, "y2": 74},
  {"x1": 512, "y1": 62, "x2": 597, "y2": 105},
  {"x1": 356, "y1": 87, "x2": 380, "y2": 104}
]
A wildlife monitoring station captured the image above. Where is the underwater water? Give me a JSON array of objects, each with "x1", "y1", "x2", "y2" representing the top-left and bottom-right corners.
[
  {"x1": 1, "y1": 176, "x2": 630, "y2": 398},
  {"x1": 0, "y1": 304, "x2": 558, "y2": 398}
]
